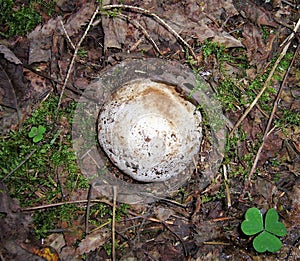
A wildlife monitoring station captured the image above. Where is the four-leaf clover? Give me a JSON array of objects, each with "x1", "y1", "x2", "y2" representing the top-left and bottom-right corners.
[
  {"x1": 241, "y1": 207, "x2": 287, "y2": 253},
  {"x1": 28, "y1": 125, "x2": 46, "y2": 143}
]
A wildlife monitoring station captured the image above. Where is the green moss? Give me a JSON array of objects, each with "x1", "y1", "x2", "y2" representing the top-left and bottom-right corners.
[
  {"x1": 0, "y1": 0, "x2": 57, "y2": 37},
  {"x1": 0, "y1": 94, "x2": 92, "y2": 237}
]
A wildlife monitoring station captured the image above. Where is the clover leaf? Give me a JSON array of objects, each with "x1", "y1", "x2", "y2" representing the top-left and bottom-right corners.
[
  {"x1": 241, "y1": 208, "x2": 287, "y2": 253},
  {"x1": 28, "y1": 125, "x2": 46, "y2": 143}
]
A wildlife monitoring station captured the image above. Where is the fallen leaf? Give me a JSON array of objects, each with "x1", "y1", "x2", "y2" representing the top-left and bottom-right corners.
[
  {"x1": 234, "y1": 0, "x2": 278, "y2": 27},
  {"x1": 28, "y1": 18, "x2": 59, "y2": 64},
  {"x1": 102, "y1": 16, "x2": 127, "y2": 51},
  {"x1": 64, "y1": 2, "x2": 96, "y2": 37},
  {"x1": 0, "y1": 44, "x2": 29, "y2": 133},
  {"x1": 0, "y1": 44, "x2": 27, "y2": 108},
  {"x1": 27, "y1": 2, "x2": 96, "y2": 65},
  {"x1": 0, "y1": 182, "x2": 35, "y2": 260},
  {"x1": 76, "y1": 228, "x2": 110, "y2": 255}
]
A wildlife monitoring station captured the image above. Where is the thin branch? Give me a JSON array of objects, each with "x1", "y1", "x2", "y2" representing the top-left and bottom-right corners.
[
  {"x1": 101, "y1": 4, "x2": 196, "y2": 59},
  {"x1": 239, "y1": 39, "x2": 300, "y2": 200},
  {"x1": 56, "y1": 4, "x2": 100, "y2": 117},
  {"x1": 229, "y1": 18, "x2": 300, "y2": 137},
  {"x1": 116, "y1": 13, "x2": 162, "y2": 55},
  {"x1": 59, "y1": 18, "x2": 76, "y2": 50},
  {"x1": 2, "y1": 150, "x2": 36, "y2": 181},
  {"x1": 223, "y1": 164, "x2": 231, "y2": 208},
  {"x1": 112, "y1": 186, "x2": 117, "y2": 261},
  {"x1": 22, "y1": 198, "x2": 110, "y2": 211}
]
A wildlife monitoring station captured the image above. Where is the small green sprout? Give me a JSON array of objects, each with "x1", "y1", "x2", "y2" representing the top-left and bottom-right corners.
[
  {"x1": 241, "y1": 207, "x2": 287, "y2": 253},
  {"x1": 28, "y1": 125, "x2": 46, "y2": 142}
]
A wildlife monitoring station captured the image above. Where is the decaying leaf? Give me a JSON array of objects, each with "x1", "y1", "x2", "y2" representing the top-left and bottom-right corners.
[
  {"x1": 64, "y1": 2, "x2": 97, "y2": 37},
  {"x1": 0, "y1": 44, "x2": 27, "y2": 108},
  {"x1": 28, "y1": 2, "x2": 97, "y2": 65},
  {"x1": 76, "y1": 228, "x2": 110, "y2": 255},
  {"x1": 102, "y1": 16, "x2": 127, "y2": 51},
  {"x1": 101, "y1": 0, "x2": 243, "y2": 53},
  {"x1": 234, "y1": 0, "x2": 278, "y2": 27},
  {"x1": 0, "y1": 182, "x2": 37, "y2": 260},
  {"x1": 28, "y1": 18, "x2": 59, "y2": 64},
  {"x1": 241, "y1": 23, "x2": 277, "y2": 71},
  {"x1": 0, "y1": 44, "x2": 28, "y2": 133}
]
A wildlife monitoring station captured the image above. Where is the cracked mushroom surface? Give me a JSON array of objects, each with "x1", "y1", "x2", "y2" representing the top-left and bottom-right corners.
[{"x1": 98, "y1": 79, "x2": 202, "y2": 182}]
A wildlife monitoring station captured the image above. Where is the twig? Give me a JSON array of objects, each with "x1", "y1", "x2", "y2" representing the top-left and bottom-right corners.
[
  {"x1": 85, "y1": 183, "x2": 94, "y2": 234},
  {"x1": 22, "y1": 198, "x2": 110, "y2": 211},
  {"x1": 162, "y1": 221, "x2": 188, "y2": 257},
  {"x1": 23, "y1": 64, "x2": 63, "y2": 86},
  {"x1": 239, "y1": 38, "x2": 300, "y2": 201},
  {"x1": 223, "y1": 164, "x2": 231, "y2": 208},
  {"x1": 116, "y1": 13, "x2": 162, "y2": 55},
  {"x1": 112, "y1": 186, "x2": 117, "y2": 261},
  {"x1": 56, "y1": 4, "x2": 100, "y2": 117},
  {"x1": 59, "y1": 18, "x2": 76, "y2": 50},
  {"x1": 203, "y1": 241, "x2": 231, "y2": 246},
  {"x1": 229, "y1": 18, "x2": 300, "y2": 138},
  {"x1": 101, "y1": 4, "x2": 196, "y2": 59},
  {"x1": 2, "y1": 150, "x2": 36, "y2": 181}
]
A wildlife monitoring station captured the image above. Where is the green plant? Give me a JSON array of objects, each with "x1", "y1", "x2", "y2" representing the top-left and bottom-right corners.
[
  {"x1": 32, "y1": 0, "x2": 57, "y2": 16},
  {"x1": 78, "y1": 48, "x2": 88, "y2": 59},
  {"x1": 0, "y1": 94, "x2": 90, "y2": 239},
  {"x1": 28, "y1": 125, "x2": 46, "y2": 143},
  {"x1": 241, "y1": 207, "x2": 287, "y2": 253},
  {"x1": 0, "y1": 0, "x2": 42, "y2": 37}
]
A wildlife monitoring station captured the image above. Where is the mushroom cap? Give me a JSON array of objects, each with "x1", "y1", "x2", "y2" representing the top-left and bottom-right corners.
[{"x1": 98, "y1": 79, "x2": 202, "y2": 182}]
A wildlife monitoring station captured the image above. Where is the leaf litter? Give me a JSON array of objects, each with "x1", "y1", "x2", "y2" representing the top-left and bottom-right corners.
[{"x1": 0, "y1": 0, "x2": 300, "y2": 260}]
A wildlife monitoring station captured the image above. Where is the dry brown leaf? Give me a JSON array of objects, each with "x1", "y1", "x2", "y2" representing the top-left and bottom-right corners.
[
  {"x1": 0, "y1": 182, "x2": 36, "y2": 260},
  {"x1": 241, "y1": 23, "x2": 277, "y2": 71},
  {"x1": 28, "y1": 18, "x2": 59, "y2": 64},
  {"x1": 0, "y1": 44, "x2": 26, "y2": 108},
  {"x1": 64, "y1": 2, "x2": 96, "y2": 37},
  {"x1": 76, "y1": 228, "x2": 110, "y2": 255},
  {"x1": 0, "y1": 44, "x2": 29, "y2": 133},
  {"x1": 101, "y1": 0, "x2": 243, "y2": 54},
  {"x1": 234, "y1": 0, "x2": 278, "y2": 27},
  {"x1": 102, "y1": 16, "x2": 127, "y2": 51},
  {"x1": 28, "y1": 3, "x2": 97, "y2": 65}
]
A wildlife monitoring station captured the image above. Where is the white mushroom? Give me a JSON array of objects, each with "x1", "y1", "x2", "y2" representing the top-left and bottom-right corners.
[{"x1": 98, "y1": 79, "x2": 202, "y2": 182}]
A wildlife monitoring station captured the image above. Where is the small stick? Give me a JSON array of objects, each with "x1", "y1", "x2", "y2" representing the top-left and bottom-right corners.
[
  {"x1": 59, "y1": 18, "x2": 76, "y2": 50},
  {"x1": 112, "y1": 186, "x2": 117, "y2": 261},
  {"x1": 22, "y1": 198, "x2": 111, "y2": 211},
  {"x1": 210, "y1": 216, "x2": 235, "y2": 222},
  {"x1": 2, "y1": 150, "x2": 36, "y2": 181},
  {"x1": 56, "y1": 5, "x2": 100, "y2": 117},
  {"x1": 101, "y1": 4, "x2": 196, "y2": 59},
  {"x1": 162, "y1": 221, "x2": 188, "y2": 256},
  {"x1": 203, "y1": 241, "x2": 230, "y2": 246},
  {"x1": 239, "y1": 39, "x2": 300, "y2": 200},
  {"x1": 116, "y1": 13, "x2": 162, "y2": 55},
  {"x1": 229, "y1": 18, "x2": 300, "y2": 138},
  {"x1": 223, "y1": 164, "x2": 231, "y2": 208}
]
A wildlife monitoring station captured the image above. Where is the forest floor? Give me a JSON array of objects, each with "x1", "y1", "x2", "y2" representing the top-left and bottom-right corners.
[{"x1": 0, "y1": 0, "x2": 299, "y2": 260}]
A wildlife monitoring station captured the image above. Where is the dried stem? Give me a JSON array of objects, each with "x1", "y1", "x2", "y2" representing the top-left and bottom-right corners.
[
  {"x1": 229, "y1": 18, "x2": 300, "y2": 137},
  {"x1": 239, "y1": 36, "x2": 300, "y2": 200},
  {"x1": 59, "y1": 18, "x2": 75, "y2": 50},
  {"x1": 116, "y1": 13, "x2": 162, "y2": 55},
  {"x1": 22, "y1": 198, "x2": 111, "y2": 211},
  {"x1": 101, "y1": 4, "x2": 196, "y2": 59},
  {"x1": 56, "y1": 5, "x2": 100, "y2": 117},
  {"x1": 2, "y1": 150, "x2": 36, "y2": 181},
  {"x1": 112, "y1": 186, "x2": 117, "y2": 261}
]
